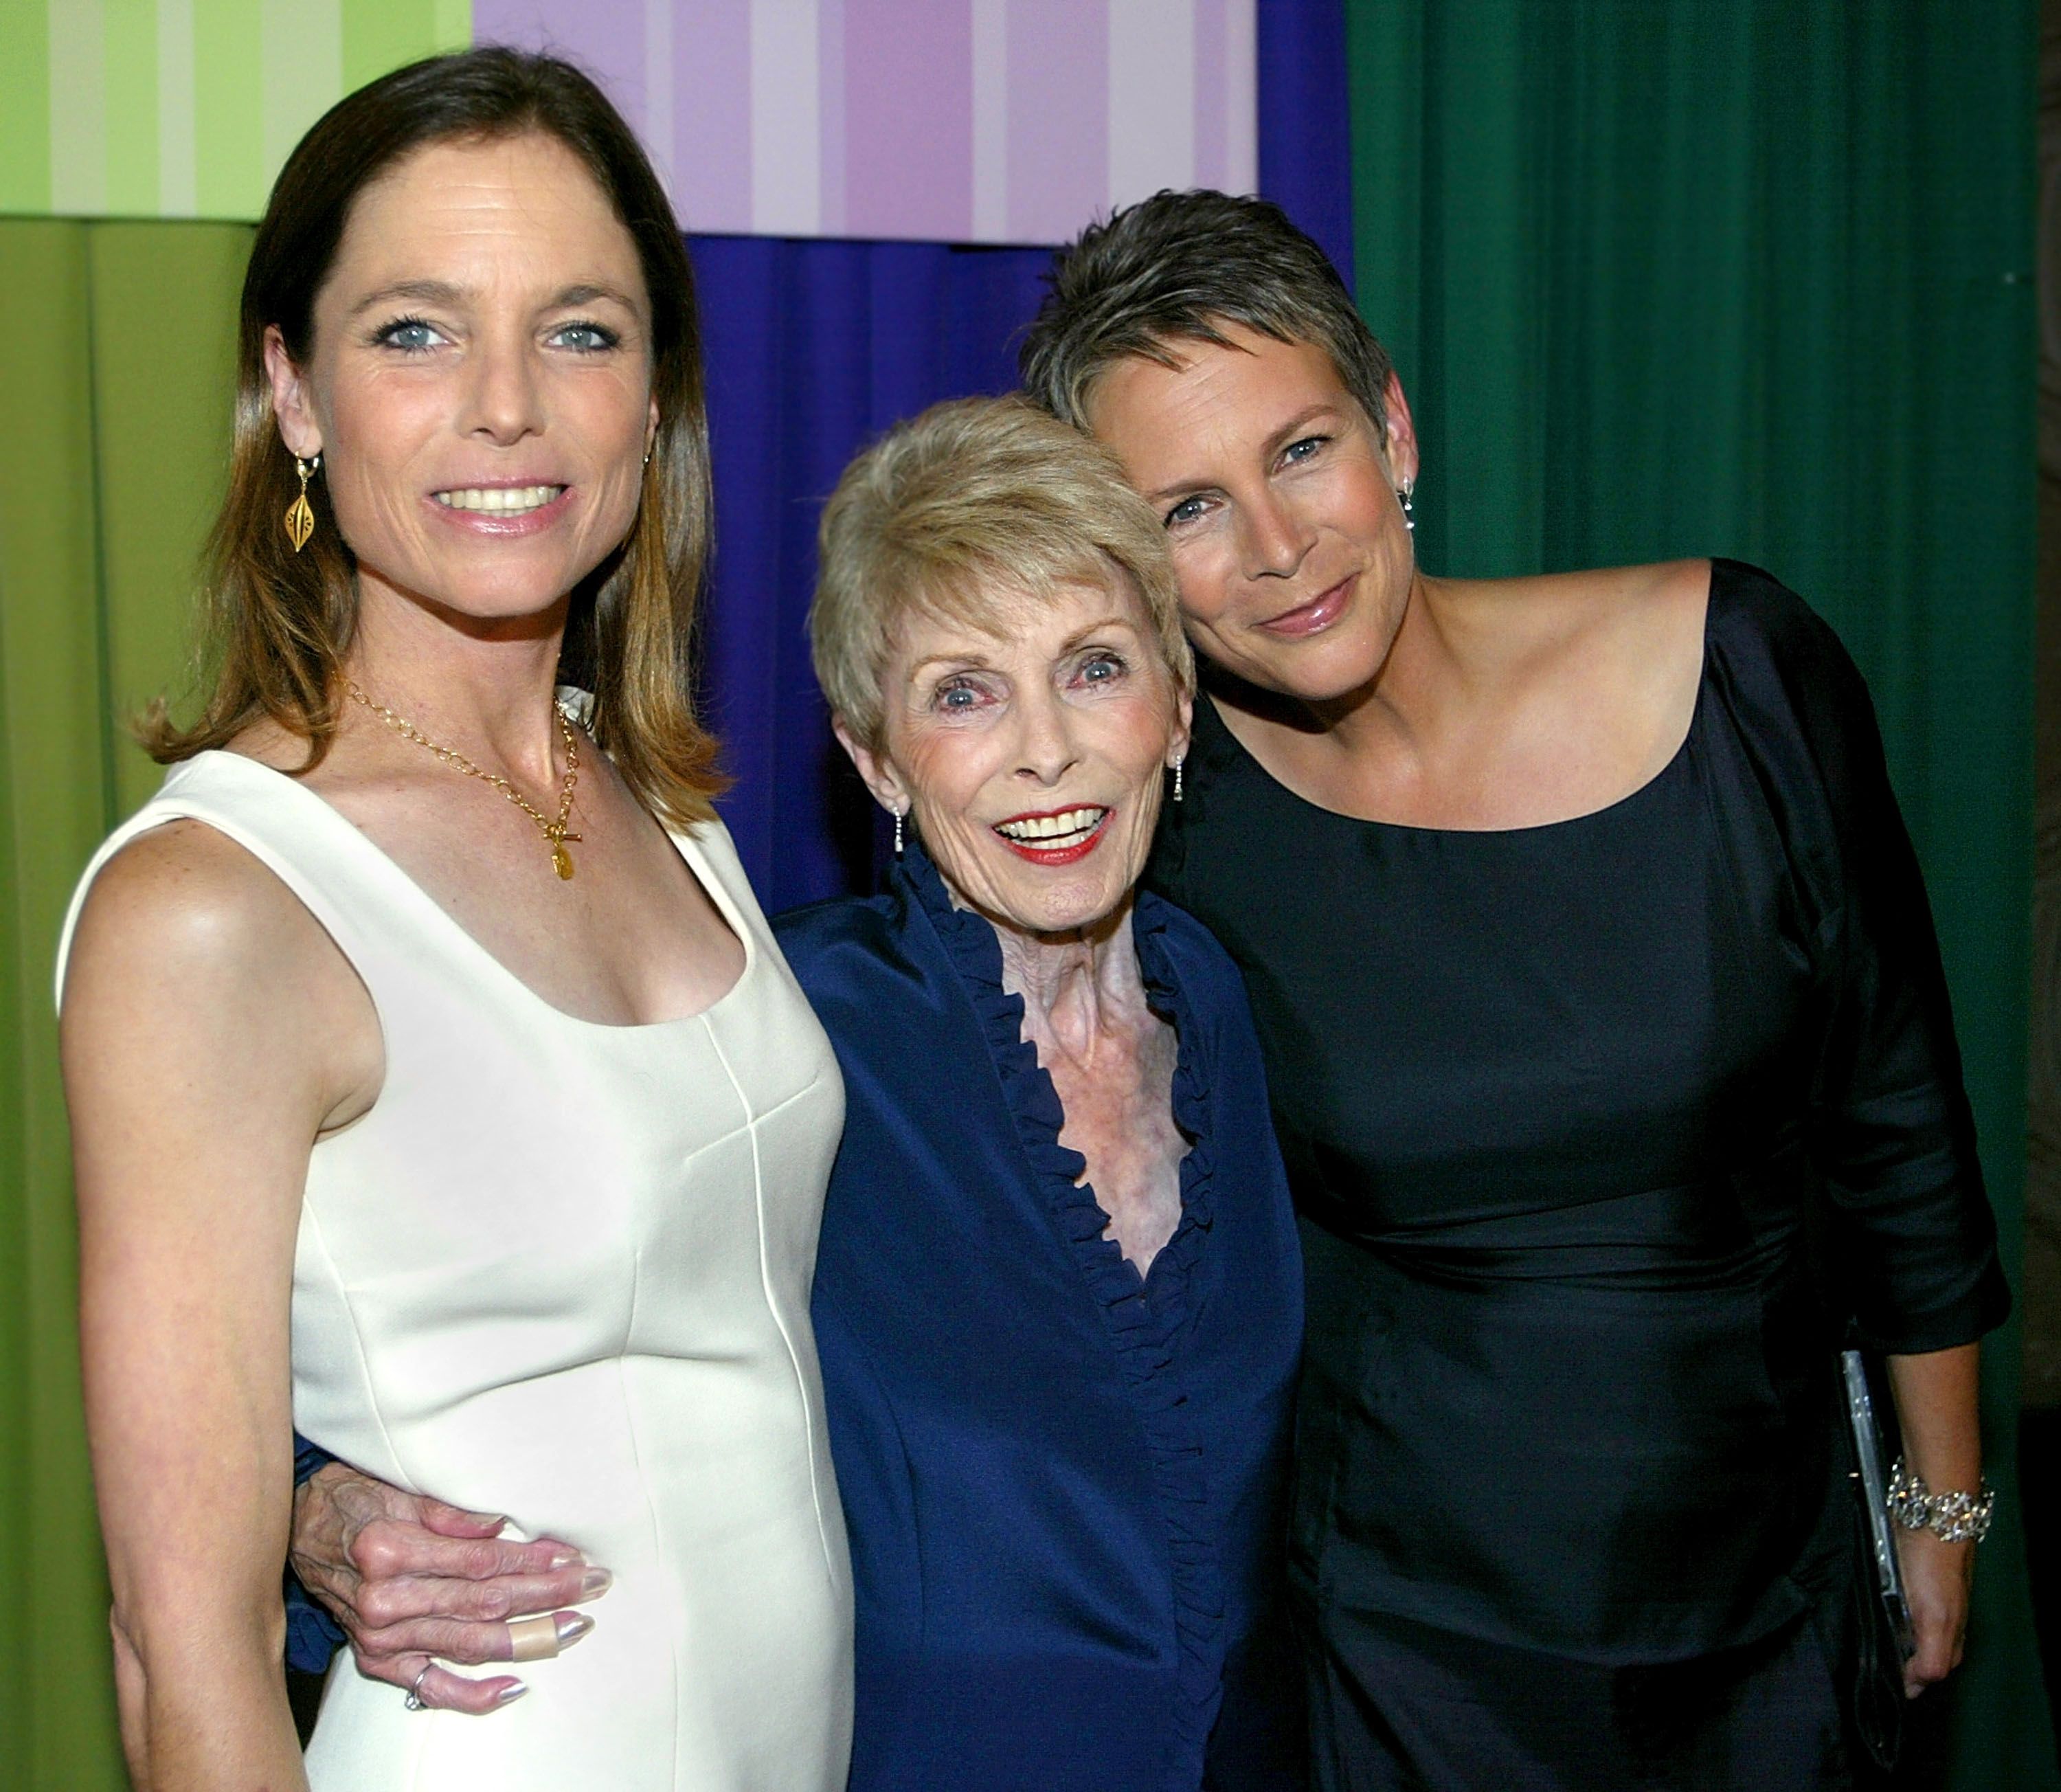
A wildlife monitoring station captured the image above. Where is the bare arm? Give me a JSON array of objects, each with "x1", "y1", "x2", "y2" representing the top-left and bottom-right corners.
[
  {"x1": 291, "y1": 1463, "x2": 607, "y2": 1714},
  {"x1": 63, "y1": 823, "x2": 374, "y2": 1789},
  {"x1": 1884, "y1": 1342, "x2": 1982, "y2": 1696}
]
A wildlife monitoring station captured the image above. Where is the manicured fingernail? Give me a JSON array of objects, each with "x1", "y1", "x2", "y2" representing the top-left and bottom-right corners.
[
  {"x1": 548, "y1": 1549, "x2": 585, "y2": 1568},
  {"x1": 580, "y1": 1567, "x2": 613, "y2": 1598},
  {"x1": 495, "y1": 1681, "x2": 529, "y2": 1705},
  {"x1": 555, "y1": 1612, "x2": 594, "y2": 1648}
]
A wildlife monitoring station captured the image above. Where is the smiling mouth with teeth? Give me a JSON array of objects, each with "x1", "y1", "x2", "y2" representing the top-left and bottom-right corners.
[
  {"x1": 433, "y1": 484, "x2": 567, "y2": 514},
  {"x1": 992, "y1": 806, "x2": 1112, "y2": 863}
]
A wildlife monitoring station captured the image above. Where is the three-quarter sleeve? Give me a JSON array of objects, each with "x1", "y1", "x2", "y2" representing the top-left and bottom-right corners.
[{"x1": 1720, "y1": 565, "x2": 2009, "y2": 1354}]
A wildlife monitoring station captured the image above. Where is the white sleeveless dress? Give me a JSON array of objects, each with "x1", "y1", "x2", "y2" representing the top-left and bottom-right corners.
[{"x1": 57, "y1": 750, "x2": 854, "y2": 1791}]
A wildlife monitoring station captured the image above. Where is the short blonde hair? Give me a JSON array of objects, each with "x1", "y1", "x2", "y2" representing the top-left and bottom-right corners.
[{"x1": 811, "y1": 396, "x2": 1193, "y2": 750}]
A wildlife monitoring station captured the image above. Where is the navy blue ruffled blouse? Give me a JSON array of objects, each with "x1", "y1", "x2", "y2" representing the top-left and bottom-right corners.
[{"x1": 775, "y1": 847, "x2": 1305, "y2": 1791}]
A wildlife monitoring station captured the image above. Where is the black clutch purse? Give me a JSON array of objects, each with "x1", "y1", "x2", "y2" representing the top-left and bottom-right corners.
[{"x1": 1840, "y1": 1347, "x2": 1915, "y2": 1772}]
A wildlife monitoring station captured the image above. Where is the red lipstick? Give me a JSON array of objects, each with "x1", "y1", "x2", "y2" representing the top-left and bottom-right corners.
[{"x1": 991, "y1": 805, "x2": 1111, "y2": 866}]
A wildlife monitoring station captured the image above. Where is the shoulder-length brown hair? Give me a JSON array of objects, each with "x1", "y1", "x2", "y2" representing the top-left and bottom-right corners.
[{"x1": 146, "y1": 46, "x2": 725, "y2": 826}]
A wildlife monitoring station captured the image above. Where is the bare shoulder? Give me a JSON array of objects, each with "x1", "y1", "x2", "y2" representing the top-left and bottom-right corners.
[
  {"x1": 67, "y1": 818, "x2": 320, "y2": 1004},
  {"x1": 1599, "y1": 556, "x2": 1711, "y2": 643},
  {"x1": 1518, "y1": 558, "x2": 1709, "y2": 649},
  {"x1": 63, "y1": 814, "x2": 380, "y2": 1125}
]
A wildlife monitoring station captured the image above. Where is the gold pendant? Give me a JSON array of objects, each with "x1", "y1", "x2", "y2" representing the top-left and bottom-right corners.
[
  {"x1": 284, "y1": 491, "x2": 315, "y2": 552},
  {"x1": 552, "y1": 843, "x2": 575, "y2": 880}
]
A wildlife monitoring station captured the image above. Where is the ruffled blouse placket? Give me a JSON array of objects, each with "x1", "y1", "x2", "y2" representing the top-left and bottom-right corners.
[{"x1": 902, "y1": 847, "x2": 1230, "y2": 1789}]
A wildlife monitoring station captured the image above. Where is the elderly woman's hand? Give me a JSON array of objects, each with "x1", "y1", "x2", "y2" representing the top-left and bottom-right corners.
[{"x1": 291, "y1": 1462, "x2": 611, "y2": 1714}]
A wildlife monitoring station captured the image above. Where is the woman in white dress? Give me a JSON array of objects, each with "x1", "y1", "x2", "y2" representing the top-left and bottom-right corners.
[{"x1": 57, "y1": 49, "x2": 851, "y2": 1792}]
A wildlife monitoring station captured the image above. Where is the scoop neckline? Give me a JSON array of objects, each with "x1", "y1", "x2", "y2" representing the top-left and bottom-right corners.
[
  {"x1": 1202, "y1": 565, "x2": 1714, "y2": 841},
  {"x1": 192, "y1": 748, "x2": 756, "y2": 1033}
]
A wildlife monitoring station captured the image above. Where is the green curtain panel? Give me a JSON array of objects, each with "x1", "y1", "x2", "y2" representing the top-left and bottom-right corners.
[
  {"x1": 1346, "y1": 1, "x2": 2049, "y2": 1784},
  {"x1": 0, "y1": 216, "x2": 249, "y2": 1791}
]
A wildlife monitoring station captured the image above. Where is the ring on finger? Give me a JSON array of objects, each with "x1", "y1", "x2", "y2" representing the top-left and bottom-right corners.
[
  {"x1": 404, "y1": 1664, "x2": 433, "y2": 1712},
  {"x1": 508, "y1": 1615, "x2": 561, "y2": 1663}
]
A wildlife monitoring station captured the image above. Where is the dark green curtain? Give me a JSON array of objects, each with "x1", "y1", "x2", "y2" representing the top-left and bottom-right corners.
[
  {"x1": 0, "y1": 216, "x2": 251, "y2": 1791},
  {"x1": 1345, "y1": 1, "x2": 2047, "y2": 1784}
]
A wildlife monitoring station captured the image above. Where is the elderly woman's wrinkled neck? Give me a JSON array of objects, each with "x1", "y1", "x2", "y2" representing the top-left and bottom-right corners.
[
  {"x1": 974, "y1": 882, "x2": 1185, "y2": 1266},
  {"x1": 972, "y1": 888, "x2": 1156, "y2": 1070}
]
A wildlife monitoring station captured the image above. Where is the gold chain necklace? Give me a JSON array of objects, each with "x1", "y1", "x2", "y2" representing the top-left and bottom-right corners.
[{"x1": 347, "y1": 681, "x2": 584, "y2": 880}]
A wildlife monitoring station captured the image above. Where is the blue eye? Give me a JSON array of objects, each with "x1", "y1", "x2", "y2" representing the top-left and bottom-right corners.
[
  {"x1": 935, "y1": 682, "x2": 980, "y2": 712},
  {"x1": 1282, "y1": 435, "x2": 1329, "y2": 464},
  {"x1": 374, "y1": 317, "x2": 443, "y2": 352},
  {"x1": 551, "y1": 320, "x2": 620, "y2": 352},
  {"x1": 1079, "y1": 653, "x2": 1125, "y2": 684},
  {"x1": 1164, "y1": 495, "x2": 1208, "y2": 528}
]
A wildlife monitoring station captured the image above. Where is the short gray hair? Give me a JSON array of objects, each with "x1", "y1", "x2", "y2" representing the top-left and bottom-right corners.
[
  {"x1": 1020, "y1": 189, "x2": 1395, "y2": 440},
  {"x1": 811, "y1": 396, "x2": 1193, "y2": 751}
]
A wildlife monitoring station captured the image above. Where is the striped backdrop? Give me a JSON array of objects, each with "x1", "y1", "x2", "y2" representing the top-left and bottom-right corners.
[
  {"x1": 0, "y1": 1, "x2": 472, "y2": 221},
  {"x1": 0, "y1": 0, "x2": 1255, "y2": 244}
]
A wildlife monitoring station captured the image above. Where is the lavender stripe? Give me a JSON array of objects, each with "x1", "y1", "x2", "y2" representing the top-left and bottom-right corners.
[
  {"x1": 815, "y1": 0, "x2": 846, "y2": 236},
  {"x1": 845, "y1": 0, "x2": 971, "y2": 242},
  {"x1": 465, "y1": 0, "x2": 1250, "y2": 245},
  {"x1": 750, "y1": 0, "x2": 822, "y2": 236},
  {"x1": 644, "y1": 0, "x2": 674, "y2": 192},
  {"x1": 1006, "y1": 0, "x2": 1106, "y2": 245},
  {"x1": 969, "y1": 0, "x2": 1007, "y2": 238},
  {"x1": 1193, "y1": 0, "x2": 1226, "y2": 191},
  {"x1": 1224, "y1": 0, "x2": 1256, "y2": 193},
  {"x1": 473, "y1": 0, "x2": 649, "y2": 142},
  {"x1": 671, "y1": 0, "x2": 753, "y2": 234}
]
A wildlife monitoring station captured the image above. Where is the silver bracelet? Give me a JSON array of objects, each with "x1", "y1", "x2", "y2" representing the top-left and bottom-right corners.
[{"x1": 1886, "y1": 1458, "x2": 1995, "y2": 1544}]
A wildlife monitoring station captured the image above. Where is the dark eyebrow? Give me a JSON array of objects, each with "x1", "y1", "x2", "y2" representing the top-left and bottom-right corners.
[
  {"x1": 1141, "y1": 403, "x2": 1345, "y2": 506},
  {"x1": 346, "y1": 279, "x2": 644, "y2": 319},
  {"x1": 548, "y1": 282, "x2": 642, "y2": 313},
  {"x1": 348, "y1": 278, "x2": 466, "y2": 318}
]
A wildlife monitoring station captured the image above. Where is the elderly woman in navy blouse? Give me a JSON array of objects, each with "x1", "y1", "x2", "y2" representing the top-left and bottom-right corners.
[{"x1": 283, "y1": 396, "x2": 1306, "y2": 1790}]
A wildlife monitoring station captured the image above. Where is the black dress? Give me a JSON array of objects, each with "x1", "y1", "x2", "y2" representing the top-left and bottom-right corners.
[{"x1": 1145, "y1": 561, "x2": 2009, "y2": 1789}]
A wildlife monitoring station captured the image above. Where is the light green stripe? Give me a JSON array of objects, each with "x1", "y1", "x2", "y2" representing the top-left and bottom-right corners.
[
  {"x1": 158, "y1": 0, "x2": 198, "y2": 214},
  {"x1": 5, "y1": 1, "x2": 473, "y2": 222},
  {"x1": 193, "y1": 0, "x2": 264, "y2": 218},
  {"x1": 0, "y1": 4, "x2": 53, "y2": 213},
  {"x1": 262, "y1": 0, "x2": 344, "y2": 199},
  {"x1": 344, "y1": 0, "x2": 461, "y2": 89},
  {"x1": 102, "y1": 0, "x2": 160, "y2": 217},
  {"x1": 47, "y1": 0, "x2": 106, "y2": 215}
]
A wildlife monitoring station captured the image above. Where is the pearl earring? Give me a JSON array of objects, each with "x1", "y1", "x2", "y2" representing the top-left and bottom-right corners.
[
  {"x1": 1171, "y1": 757, "x2": 1185, "y2": 804},
  {"x1": 893, "y1": 807, "x2": 905, "y2": 857},
  {"x1": 1397, "y1": 479, "x2": 1415, "y2": 533}
]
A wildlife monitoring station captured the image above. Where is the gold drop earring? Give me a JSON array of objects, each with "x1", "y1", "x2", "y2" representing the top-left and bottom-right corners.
[{"x1": 285, "y1": 453, "x2": 322, "y2": 552}]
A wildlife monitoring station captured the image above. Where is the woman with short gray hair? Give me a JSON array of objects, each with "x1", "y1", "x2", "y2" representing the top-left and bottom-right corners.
[{"x1": 1024, "y1": 189, "x2": 2009, "y2": 1791}]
